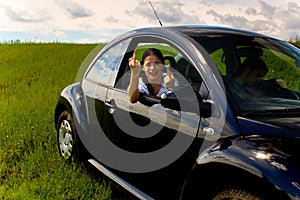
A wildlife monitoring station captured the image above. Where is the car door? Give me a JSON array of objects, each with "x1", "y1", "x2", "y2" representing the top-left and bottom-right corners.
[
  {"x1": 102, "y1": 36, "x2": 212, "y2": 198},
  {"x1": 80, "y1": 39, "x2": 131, "y2": 161}
]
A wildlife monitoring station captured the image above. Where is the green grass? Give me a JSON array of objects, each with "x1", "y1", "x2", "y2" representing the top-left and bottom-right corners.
[
  {"x1": 1, "y1": 40, "x2": 299, "y2": 199},
  {"x1": 0, "y1": 43, "x2": 115, "y2": 199}
]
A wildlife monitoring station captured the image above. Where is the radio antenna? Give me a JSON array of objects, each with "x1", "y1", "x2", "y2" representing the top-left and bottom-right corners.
[{"x1": 148, "y1": 0, "x2": 163, "y2": 26}]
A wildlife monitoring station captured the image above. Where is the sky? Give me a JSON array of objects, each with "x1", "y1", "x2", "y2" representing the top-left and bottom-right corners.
[{"x1": 0, "y1": 0, "x2": 299, "y2": 43}]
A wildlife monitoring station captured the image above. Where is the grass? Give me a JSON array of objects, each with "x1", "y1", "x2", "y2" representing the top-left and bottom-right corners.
[
  {"x1": 0, "y1": 43, "x2": 116, "y2": 199},
  {"x1": 1, "y1": 40, "x2": 299, "y2": 199}
]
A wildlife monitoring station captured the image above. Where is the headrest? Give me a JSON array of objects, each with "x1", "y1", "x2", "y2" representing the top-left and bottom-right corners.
[
  {"x1": 164, "y1": 56, "x2": 176, "y2": 68},
  {"x1": 237, "y1": 47, "x2": 263, "y2": 58}
]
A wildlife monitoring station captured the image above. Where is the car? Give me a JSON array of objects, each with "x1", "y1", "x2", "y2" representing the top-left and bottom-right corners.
[{"x1": 54, "y1": 25, "x2": 300, "y2": 200}]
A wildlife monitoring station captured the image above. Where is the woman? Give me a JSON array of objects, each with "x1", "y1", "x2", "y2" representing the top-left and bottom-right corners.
[
  {"x1": 226, "y1": 57, "x2": 269, "y2": 104},
  {"x1": 128, "y1": 48, "x2": 175, "y2": 103},
  {"x1": 227, "y1": 57, "x2": 297, "y2": 103}
]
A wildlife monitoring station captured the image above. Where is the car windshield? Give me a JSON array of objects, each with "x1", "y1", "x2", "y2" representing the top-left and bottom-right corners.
[{"x1": 191, "y1": 34, "x2": 300, "y2": 114}]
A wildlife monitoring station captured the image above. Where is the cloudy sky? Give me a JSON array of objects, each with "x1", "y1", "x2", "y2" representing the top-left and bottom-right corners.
[{"x1": 0, "y1": 0, "x2": 299, "y2": 43}]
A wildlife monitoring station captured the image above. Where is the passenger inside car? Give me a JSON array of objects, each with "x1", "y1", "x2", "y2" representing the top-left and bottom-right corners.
[
  {"x1": 225, "y1": 57, "x2": 299, "y2": 105},
  {"x1": 127, "y1": 48, "x2": 175, "y2": 103}
]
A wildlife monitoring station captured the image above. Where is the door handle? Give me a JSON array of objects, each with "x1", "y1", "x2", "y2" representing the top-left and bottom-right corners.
[
  {"x1": 105, "y1": 100, "x2": 116, "y2": 114},
  {"x1": 203, "y1": 127, "x2": 215, "y2": 136}
]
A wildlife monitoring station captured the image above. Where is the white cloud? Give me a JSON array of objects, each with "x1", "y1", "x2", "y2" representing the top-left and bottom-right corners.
[
  {"x1": 200, "y1": 0, "x2": 300, "y2": 40},
  {"x1": 105, "y1": 16, "x2": 119, "y2": 24},
  {"x1": 245, "y1": 7, "x2": 257, "y2": 15},
  {"x1": 258, "y1": 0, "x2": 276, "y2": 20},
  {"x1": 55, "y1": 0, "x2": 93, "y2": 19},
  {"x1": 3, "y1": 5, "x2": 51, "y2": 23},
  {"x1": 126, "y1": 0, "x2": 204, "y2": 26},
  {"x1": 40, "y1": 30, "x2": 68, "y2": 38},
  {"x1": 0, "y1": 0, "x2": 299, "y2": 43}
]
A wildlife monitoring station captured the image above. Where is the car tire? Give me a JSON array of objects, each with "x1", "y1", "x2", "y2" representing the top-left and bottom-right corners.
[
  {"x1": 212, "y1": 188, "x2": 262, "y2": 200},
  {"x1": 57, "y1": 110, "x2": 82, "y2": 163}
]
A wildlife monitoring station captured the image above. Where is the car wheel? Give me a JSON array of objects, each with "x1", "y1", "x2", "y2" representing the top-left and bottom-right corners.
[
  {"x1": 57, "y1": 110, "x2": 80, "y2": 163},
  {"x1": 212, "y1": 188, "x2": 263, "y2": 200}
]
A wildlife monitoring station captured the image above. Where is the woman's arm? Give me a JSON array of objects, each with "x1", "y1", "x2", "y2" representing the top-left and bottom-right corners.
[
  {"x1": 128, "y1": 66, "x2": 141, "y2": 103},
  {"x1": 128, "y1": 50, "x2": 141, "y2": 103}
]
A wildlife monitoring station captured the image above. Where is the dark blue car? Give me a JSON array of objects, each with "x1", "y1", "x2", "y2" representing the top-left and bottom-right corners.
[{"x1": 54, "y1": 25, "x2": 300, "y2": 200}]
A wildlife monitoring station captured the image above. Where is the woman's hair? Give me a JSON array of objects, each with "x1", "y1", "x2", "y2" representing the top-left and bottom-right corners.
[
  {"x1": 233, "y1": 57, "x2": 268, "y2": 77},
  {"x1": 243, "y1": 57, "x2": 268, "y2": 73},
  {"x1": 141, "y1": 48, "x2": 164, "y2": 65}
]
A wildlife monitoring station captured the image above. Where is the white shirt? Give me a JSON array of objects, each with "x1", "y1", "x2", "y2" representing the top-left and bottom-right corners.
[{"x1": 138, "y1": 77, "x2": 168, "y2": 97}]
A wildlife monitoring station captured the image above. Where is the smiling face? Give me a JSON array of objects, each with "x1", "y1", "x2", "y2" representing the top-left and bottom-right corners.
[{"x1": 143, "y1": 54, "x2": 164, "y2": 84}]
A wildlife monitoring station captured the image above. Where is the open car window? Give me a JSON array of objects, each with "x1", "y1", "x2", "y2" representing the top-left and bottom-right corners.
[
  {"x1": 115, "y1": 42, "x2": 179, "y2": 90},
  {"x1": 116, "y1": 41, "x2": 207, "y2": 93}
]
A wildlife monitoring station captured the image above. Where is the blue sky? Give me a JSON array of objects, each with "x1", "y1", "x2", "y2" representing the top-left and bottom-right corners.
[{"x1": 0, "y1": 0, "x2": 299, "y2": 43}]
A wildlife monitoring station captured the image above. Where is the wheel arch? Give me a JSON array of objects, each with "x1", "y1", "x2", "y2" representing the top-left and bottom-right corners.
[
  {"x1": 55, "y1": 83, "x2": 90, "y2": 162},
  {"x1": 54, "y1": 82, "x2": 87, "y2": 132},
  {"x1": 180, "y1": 135, "x2": 297, "y2": 200},
  {"x1": 180, "y1": 162, "x2": 290, "y2": 200},
  {"x1": 54, "y1": 97, "x2": 72, "y2": 126}
]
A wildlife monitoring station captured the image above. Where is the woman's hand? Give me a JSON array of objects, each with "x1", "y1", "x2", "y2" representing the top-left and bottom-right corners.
[
  {"x1": 128, "y1": 50, "x2": 140, "y2": 69},
  {"x1": 164, "y1": 66, "x2": 175, "y2": 88}
]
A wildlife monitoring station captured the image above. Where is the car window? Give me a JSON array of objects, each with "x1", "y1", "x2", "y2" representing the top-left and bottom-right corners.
[
  {"x1": 236, "y1": 45, "x2": 300, "y2": 112},
  {"x1": 130, "y1": 42, "x2": 207, "y2": 89},
  {"x1": 210, "y1": 49, "x2": 226, "y2": 75},
  {"x1": 135, "y1": 43, "x2": 179, "y2": 82},
  {"x1": 85, "y1": 39, "x2": 130, "y2": 86},
  {"x1": 115, "y1": 39, "x2": 210, "y2": 111},
  {"x1": 194, "y1": 35, "x2": 300, "y2": 113},
  {"x1": 115, "y1": 42, "x2": 180, "y2": 89}
]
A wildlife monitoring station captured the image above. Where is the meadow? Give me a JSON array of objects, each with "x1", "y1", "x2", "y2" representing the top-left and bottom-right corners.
[{"x1": 0, "y1": 43, "x2": 117, "y2": 199}]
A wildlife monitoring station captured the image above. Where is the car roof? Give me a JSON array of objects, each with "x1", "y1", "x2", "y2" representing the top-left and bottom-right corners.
[{"x1": 135, "y1": 25, "x2": 273, "y2": 39}]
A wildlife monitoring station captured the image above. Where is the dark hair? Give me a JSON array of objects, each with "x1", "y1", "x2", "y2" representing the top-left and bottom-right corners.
[
  {"x1": 233, "y1": 57, "x2": 268, "y2": 77},
  {"x1": 244, "y1": 57, "x2": 268, "y2": 74},
  {"x1": 141, "y1": 48, "x2": 164, "y2": 65}
]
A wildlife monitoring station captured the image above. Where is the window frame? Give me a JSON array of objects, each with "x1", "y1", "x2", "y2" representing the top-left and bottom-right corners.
[{"x1": 84, "y1": 39, "x2": 131, "y2": 87}]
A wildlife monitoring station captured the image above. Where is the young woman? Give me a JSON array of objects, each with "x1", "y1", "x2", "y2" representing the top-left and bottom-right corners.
[{"x1": 128, "y1": 48, "x2": 175, "y2": 103}]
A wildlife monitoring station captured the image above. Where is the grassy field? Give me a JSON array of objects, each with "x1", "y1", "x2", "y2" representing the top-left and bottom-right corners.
[
  {"x1": 1, "y1": 40, "x2": 299, "y2": 199},
  {"x1": 0, "y1": 43, "x2": 118, "y2": 199}
]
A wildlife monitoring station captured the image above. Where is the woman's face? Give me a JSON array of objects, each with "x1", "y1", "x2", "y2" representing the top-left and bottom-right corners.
[
  {"x1": 244, "y1": 68, "x2": 266, "y2": 86},
  {"x1": 143, "y1": 54, "x2": 163, "y2": 84}
]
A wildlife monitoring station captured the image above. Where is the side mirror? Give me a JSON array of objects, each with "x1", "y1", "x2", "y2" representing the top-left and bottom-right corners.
[{"x1": 160, "y1": 88, "x2": 212, "y2": 118}]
